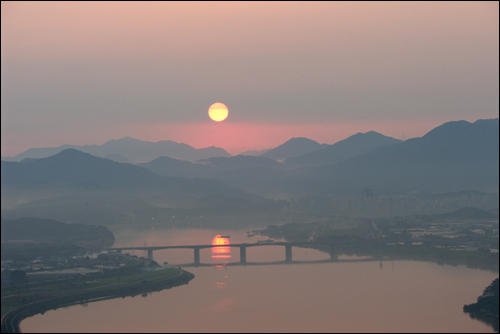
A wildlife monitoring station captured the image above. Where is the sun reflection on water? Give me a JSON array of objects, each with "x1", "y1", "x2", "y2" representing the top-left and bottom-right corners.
[
  {"x1": 213, "y1": 262, "x2": 229, "y2": 289},
  {"x1": 211, "y1": 235, "x2": 231, "y2": 259}
]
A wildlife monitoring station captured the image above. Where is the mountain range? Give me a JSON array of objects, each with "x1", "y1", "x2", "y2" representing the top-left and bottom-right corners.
[
  {"x1": 260, "y1": 137, "x2": 328, "y2": 161},
  {"x1": 3, "y1": 148, "x2": 240, "y2": 196},
  {"x1": 1, "y1": 137, "x2": 231, "y2": 163},
  {"x1": 135, "y1": 132, "x2": 403, "y2": 182},
  {"x1": 1, "y1": 118, "x2": 498, "y2": 226},
  {"x1": 286, "y1": 119, "x2": 499, "y2": 195},
  {"x1": 1, "y1": 149, "x2": 280, "y2": 221},
  {"x1": 284, "y1": 131, "x2": 401, "y2": 167}
]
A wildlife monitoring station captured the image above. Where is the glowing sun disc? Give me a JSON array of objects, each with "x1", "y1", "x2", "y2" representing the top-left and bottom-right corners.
[{"x1": 208, "y1": 102, "x2": 229, "y2": 122}]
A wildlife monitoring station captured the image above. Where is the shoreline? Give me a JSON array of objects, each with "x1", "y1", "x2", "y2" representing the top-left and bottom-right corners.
[{"x1": 1, "y1": 268, "x2": 194, "y2": 333}]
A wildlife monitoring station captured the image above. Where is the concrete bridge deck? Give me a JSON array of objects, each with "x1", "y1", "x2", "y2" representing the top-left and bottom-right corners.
[{"x1": 108, "y1": 242, "x2": 335, "y2": 264}]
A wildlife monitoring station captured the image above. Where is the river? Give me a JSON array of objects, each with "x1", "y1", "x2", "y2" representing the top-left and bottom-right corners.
[{"x1": 21, "y1": 228, "x2": 498, "y2": 332}]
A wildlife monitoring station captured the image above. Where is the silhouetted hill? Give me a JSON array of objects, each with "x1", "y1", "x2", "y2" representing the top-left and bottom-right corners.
[
  {"x1": 212, "y1": 166, "x2": 292, "y2": 198},
  {"x1": 213, "y1": 132, "x2": 400, "y2": 198},
  {"x1": 261, "y1": 137, "x2": 328, "y2": 161},
  {"x1": 103, "y1": 154, "x2": 133, "y2": 164},
  {"x1": 2, "y1": 137, "x2": 231, "y2": 163},
  {"x1": 284, "y1": 131, "x2": 401, "y2": 167},
  {"x1": 1, "y1": 149, "x2": 246, "y2": 204},
  {"x1": 238, "y1": 148, "x2": 271, "y2": 156},
  {"x1": 289, "y1": 119, "x2": 499, "y2": 194},
  {"x1": 138, "y1": 156, "x2": 216, "y2": 179},
  {"x1": 2, "y1": 149, "x2": 173, "y2": 192},
  {"x1": 1, "y1": 149, "x2": 288, "y2": 227},
  {"x1": 198, "y1": 155, "x2": 283, "y2": 171},
  {"x1": 191, "y1": 156, "x2": 290, "y2": 197}
]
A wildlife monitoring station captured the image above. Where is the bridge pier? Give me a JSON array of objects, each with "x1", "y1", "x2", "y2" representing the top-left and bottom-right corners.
[
  {"x1": 239, "y1": 246, "x2": 247, "y2": 264},
  {"x1": 116, "y1": 249, "x2": 122, "y2": 254},
  {"x1": 285, "y1": 245, "x2": 292, "y2": 262},
  {"x1": 147, "y1": 249, "x2": 154, "y2": 260},
  {"x1": 329, "y1": 245, "x2": 337, "y2": 261},
  {"x1": 194, "y1": 248, "x2": 200, "y2": 266}
]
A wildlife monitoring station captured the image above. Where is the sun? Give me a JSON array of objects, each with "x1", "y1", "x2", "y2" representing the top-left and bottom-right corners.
[
  {"x1": 208, "y1": 102, "x2": 229, "y2": 122},
  {"x1": 212, "y1": 235, "x2": 231, "y2": 259}
]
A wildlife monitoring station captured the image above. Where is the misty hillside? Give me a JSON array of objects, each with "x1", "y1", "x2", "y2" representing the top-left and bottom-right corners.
[
  {"x1": 203, "y1": 132, "x2": 401, "y2": 197},
  {"x1": 138, "y1": 156, "x2": 216, "y2": 178},
  {"x1": 1, "y1": 149, "x2": 251, "y2": 206},
  {"x1": 139, "y1": 155, "x2": 287, "y2": 184},
  {"x1": 197, "y1": 155, "x2": 283, "y2": 171},
  {"x1": 288, "y1": 119, "x2": 499, "y2": 195},
  {"x1": 238, "y1": 148, "x2": 271, "y2": 156},
  {"x1": 1, "y1": 149, "x2": 289, "y2": 226},
  {"x1": 2, "y1": 149, "x2": 184, "y2": 192},
  {"x1": 430, "y1": 207, "x2": 499, "y2": 220},
  {"x1": 260, "y1": 137, "x2": 328, "y2": 161},
  {"x1": 1, "y1": 217, "x2": 114, "y2": 246},
  {"x1": 284, "y1": 131, "x2": 402, "y2": 167},
  {"x1": 2, "y1": 118, "x2": 498, "y2": 221},
  {"x1": 211, "y1": 166, "x2": 292, "y2": 198},
  {"x1": 138, "y1": 120, "x2": 499, "y2": 198},
  {"x1": 2, "y1": 137, "x2": 231, "y2": 163}
]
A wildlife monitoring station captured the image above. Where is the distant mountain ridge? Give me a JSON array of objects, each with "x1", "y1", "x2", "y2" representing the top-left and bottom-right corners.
[
  {"x1": 138, "y1": 156, "x2": 216, "y2": 179},
  {"x1": 285, "y1": 131, "x2": 402, "y2": 167},
  {"x1": 2, "y1": 118, "x2": 497, "y2": 202},
  {"x1": 238, "y1": 148, "x2": 271, "y2": 156},
  {"x1": 2, "y1": 137, "x2": 231, "y2": 163},
  {"x1": 260, "y1": 137, "x2": 328, "y2": 161},
  {"x1": 288, "y1": 118, "x2": 499, "y2": 194},
  {"x1": 198, "y1": 155, "x2": 283, "y2": 170}
]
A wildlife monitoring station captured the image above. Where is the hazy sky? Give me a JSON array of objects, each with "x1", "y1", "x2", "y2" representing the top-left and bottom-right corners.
[{"x1": 1, "y1": 1, "x2": 498, "y2": 156}]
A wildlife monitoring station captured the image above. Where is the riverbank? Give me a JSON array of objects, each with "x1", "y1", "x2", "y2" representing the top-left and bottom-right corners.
[
  {"x1": 463, "y1": 278, "x2": 499, "y2": 332},
  {"x1": 1, "y1": 267, "x2": 194, "y2": 333}
]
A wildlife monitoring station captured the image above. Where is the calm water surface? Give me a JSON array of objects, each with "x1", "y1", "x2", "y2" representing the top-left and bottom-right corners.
[{"x1": 22, "y1": 228, "x2": 498, "y2": 333}]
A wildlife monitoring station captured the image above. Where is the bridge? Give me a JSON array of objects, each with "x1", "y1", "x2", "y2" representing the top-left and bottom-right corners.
[{"x1": 108, "y1": 242, "x2": 336, "y2": 265}]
